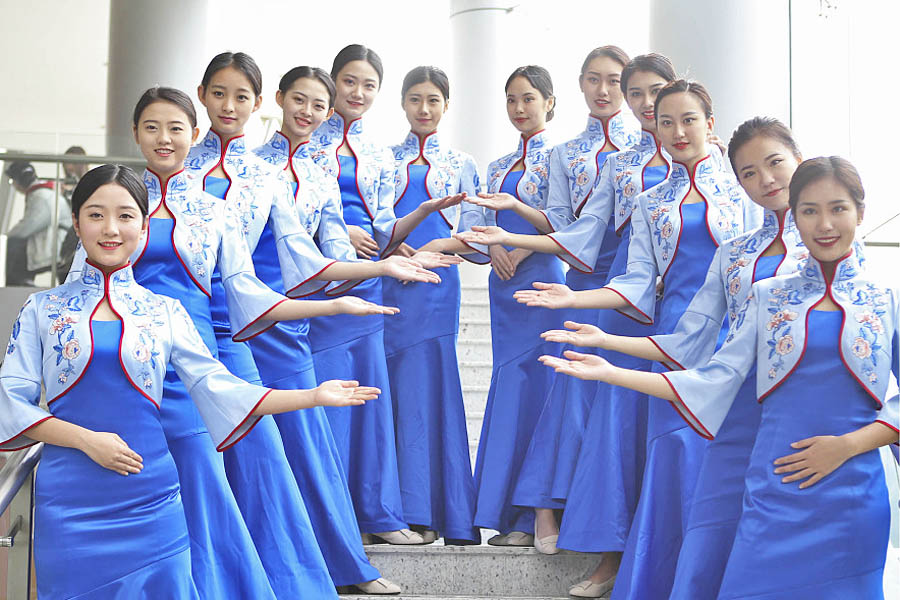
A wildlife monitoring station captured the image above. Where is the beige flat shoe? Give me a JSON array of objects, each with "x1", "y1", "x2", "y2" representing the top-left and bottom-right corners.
[
  {"x1": 370, "y1": 528, "x2": 426, "y2": 545},
  {"x1": 568, "y1": 576, "x2": 616, "y2": 598},
  {"x1": 534, "y1": 534, "x2": 559, "y2": 555},
  {"x1": 354, "y1": 577, "x2": 402, "y2": 595},
  {"x1": 488, "y1": 530, "x2": 534, "y2": 546}
]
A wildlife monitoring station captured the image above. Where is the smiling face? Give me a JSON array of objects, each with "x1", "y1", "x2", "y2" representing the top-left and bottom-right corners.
[
  {"x1": 333, "y1": 60, "x2": 380, "y2": 121},
  {"x1": 506, "y1": 76, "x2": 553, "y2": 136},
  {"x1": 793, "y1": 176, "x2": 863, "y2": 264},
  {"x1": 403, "y1": 80, "x2": 447, "y2": 137},
  {"x1": 277, "y1": 76, "x2": 334, "y2": 144},
  {"x1": 73, "y1": 183, "x2": 147, "y2": 272},
  {"x1": 656, "y1": 91, "x2": 713, "y2": 167},
  {"x1": 580, "y1": 55, "x2": 625, "y2": 119},
  {"x1": 133, "y1": 101, "x2": 198, "y2": 179},
  {"x1": 733, "y1": 135, "x2": 801, "y2": 212},
  {"x1": 624, "y1": 70, "x2": 669, "y2": 131},
  {"x1": 197, "y1": 65, "x2": 262, "y2": 138}
]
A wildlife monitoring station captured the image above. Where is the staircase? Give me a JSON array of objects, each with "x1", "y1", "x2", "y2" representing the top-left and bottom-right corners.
[{"x1": 343, "y1": 263, "x2": 599, "y2": 600}]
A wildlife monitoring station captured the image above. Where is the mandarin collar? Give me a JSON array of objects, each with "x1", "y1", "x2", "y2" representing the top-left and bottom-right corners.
[{"x1": 80, "y1": 260, "x2": 135, "y2": 292}]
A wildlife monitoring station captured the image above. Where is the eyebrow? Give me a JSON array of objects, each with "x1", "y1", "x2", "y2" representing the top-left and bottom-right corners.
[
  {"x1": 586, "y1": 70, "x2": 620, "y2": 78},
  {"x1": 210, "y1": 83, "x2": 253, "y2": 94},
  {"x1": 142, "y1": 118, "x2": 187, "y2": 126}
]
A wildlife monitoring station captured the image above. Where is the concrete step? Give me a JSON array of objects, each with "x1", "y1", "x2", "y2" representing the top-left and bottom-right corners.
[
  {"x1": 460, "y1": 300, "x2": 491, "y2": 322},
  {"x1": 463, "y1": 384, "x2": 490, "y2": 413},
  {"x1": 459, "y1": 319, "x2": 491, "y2": 341},
  {"x1": 341, "y1": 596, "x2": 567, "y2": 600},
  {"x1": 360, "y1": 544, "x2": 598, "y2": 598},
  {"x1": 460, "y1": 361, "x2": 493, "y2": 387},
  {"x1": 458, "y1": 340, "x2": 492, "y2": 363}
]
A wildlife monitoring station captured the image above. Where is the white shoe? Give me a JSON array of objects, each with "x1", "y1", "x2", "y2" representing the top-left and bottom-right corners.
[
  {"x1": 370, "y1": 528, "x2": 426, "y2": 545},
  {"x1": 534, "y1": 534, "x2": 559, "y2": 555},
  {"x1": 568, "y1": 576, "x2": 616, "y2": 598},
  {"x1": 354, "y1": 577, "x2": 402, "y2": 595}
]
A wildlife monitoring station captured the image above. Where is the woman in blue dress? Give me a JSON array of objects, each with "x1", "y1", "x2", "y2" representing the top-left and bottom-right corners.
[
  {"x1": 542, "y1": 156, "x2": 898, "y2": 599},
  {"x1": 515, "y1": 80, "x2": 761, "y2": 599},
  {"x1": 307, "y1": 44, "x2": 463, "y2": 544},
  {"x1": 0, "y1": 164, "x2": 380, "y2": 600},
  {"x1": 378, "y1": 65, "x2": 482, "y2": 544},
  {"x1": 544, "y1": 116, "x2": 809, "y2": 598},
  {"x1": 255, "y1": 65, "x2": 458, "y2": 593}
]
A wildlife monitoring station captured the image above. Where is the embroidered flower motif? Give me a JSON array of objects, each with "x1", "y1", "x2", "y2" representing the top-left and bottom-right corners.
[
  {"x1": 143, "y1": 377, "x2": 153, "y2": 389},
  {"x1": 575, "y1": 172, "x2": 590, "y2": 186},
  {"x1": 133, "y1": 344, "x2": 151, "y2": 363},
  {"x1": 868, "y1": 372, "x2": 878, "y2": 384},
  {"x1": 58, "y1": 372, "x2": 68, "y2": 384},
  {"x1": 623, "y1": 182, "x2": 636, "y2": 198},
  {"x1": 774, "y1": 334, "x2": 794, "y2": 356},
  {"x1": 523, "y1": 181, "x2": 538, "y2": 196},
  {"x1": 728, "y1": 278, "x2": 741, "y2": 296},
  {"x1": 766, "y1": 309, "x2": 798, "y2": 331},
  {"x1": 851, "y1": 336, "x2": 872, "y2": 359},
  {"x1": 768, "y1": 367, "x2": 778, "y2": 380},
  {"x1": 49, "y1": 315, "x2": 77, "y2": 334},
  {"x1": 62, "y1": 339, "x2": 81, "y2": 360},
  {"x1": 661, "y1": 222, "x2": 674, "y2": 239},
  {"x1": 855, "y1": 311, "x2": 884, "y2": 333}
]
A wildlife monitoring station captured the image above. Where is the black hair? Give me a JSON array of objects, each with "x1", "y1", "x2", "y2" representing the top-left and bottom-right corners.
[
  {"x1": 71, "y1": 164, "x2": 149, "y2": 218},
  {"x1": 580, "y1": 45, "x2": 630, "y2": 78},
  {"x1": 727, "y1": 116, "x2": 801, "y2": 173},
  {"x1": 5, "y1": 161, "x2": 37, "y2": 188},
  {"x1": 133, "y1": 86, "x2": 198, "y2": 128},
  {"x1": 654, "y1": 79, "x2": 713, "y2": 120},
  {"x1": 200, "y1": 51, "x2": 263, "y2": 96},
  {"x1": 64, "y1": 146, "x2": 87, "y2": 156},
  {"x1": 331, "y1": 44, "x2": 384, "y2": 87},
  {"x1": 505, "y1": 65, "x2": 555, "y2": 121},
  {"x1": 620, "y1": 53, "x2": 676, "y2": 94},
  {"x1": 401, "y1": 66, "x2": 450, "y2": 101},
  {"x1": 789, "y1": 156, "x2": 864, "y2": 214},
  {"x1": 279, "y1": 66, "x2": 337, "y2": 109}
]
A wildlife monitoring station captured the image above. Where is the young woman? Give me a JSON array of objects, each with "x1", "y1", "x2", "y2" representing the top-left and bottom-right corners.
[
  {"x1": 0, "y1": 164, "x2": 379, "y2": 600},
  {"x1": 542, "y1": 156, "x2": 898, "y2": 598},
  {"x1": 255, "y1": 65, "x2": 440, "y2": 593},
  {"x1": 544, "y1": 117, "x2": 809, "y2": 598},
  {"x1": 453, "y1": 64, "x2": 565, "y2": 544},
  {"x1": 516, "y1": 80, "x2": 761, "y2": 599},
  {"x1": 378, "y1": 65, "x2": 481, "y2": 544},
  {"x1": 307, "y1": 44, "x2": 462, "y2": 544}
]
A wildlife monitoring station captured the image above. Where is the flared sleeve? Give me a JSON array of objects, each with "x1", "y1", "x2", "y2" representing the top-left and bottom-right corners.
[
  {"x1": 316, "y1": 178, "x2": 358, "y2": 262},
  {"x1": 217, "y1": 204, "x2": 291, "y2": 342},
  {"x1": 649, "y1": 247, "x2": 728, "y2": 369},
  {"x1": 662, "y1": 291, "x2": 760, "y2": 440},
  {"x1": 602, "y1": 196, "x2": 658, "y2": 324},
  {"x1": 875, "y1": 319, "x2": 899, "y2": 436},
  {"x1": 167, "y1": 299, "x2": 271, "y2": 451},
  {"x1": 541, "y1": 146, "x2": 572, "y2": 232},
  {"x1": 546, "y1": 157, "x2": 615, "y2": 273},
  {"x1": 0, "y1": 297, "x2": 55, "y2": 451},
  {"x1": 371, "y1": 155, "x2": 403, "y2": 257}
]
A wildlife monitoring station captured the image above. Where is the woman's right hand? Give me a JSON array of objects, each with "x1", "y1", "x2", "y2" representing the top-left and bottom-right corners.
[
  {"x1": 513, "y1": 282, "x2": 576, "y2": 309},
  {"x1": 538, "y1": 350, "x2": 615, "y2": 381},
  {"x1": 348, "y1": 225, "x2": 379, "y2": 259},
  {"x1": 454, "y1": 225, "x2": 509, "y2": 247},
  {"x1": 80, "y1": 431, "x2": 143, "y2": 476},
  {"x1": 542, "y1": 320, "x2": 608, "y2": 348},
  {"x1": 467, "y1": 192, "x2": 519, "y2": 212},
  {"x1": 489, "y1": 245, "x2": 516, "y2": 280}
]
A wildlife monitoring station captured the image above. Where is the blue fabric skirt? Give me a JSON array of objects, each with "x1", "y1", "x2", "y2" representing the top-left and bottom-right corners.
[
  {"x1": 309, "y1": 277, "x2": 407, "y2": 533},
  {"x1": 384, "y1": 265, "x2": 479, "y2": 541},
  {"x1": 473, "y1": 251, "x2": 566, "y2": 534}
]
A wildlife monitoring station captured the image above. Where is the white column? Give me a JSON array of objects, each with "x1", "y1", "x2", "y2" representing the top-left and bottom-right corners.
[
  {"x1": 649, "y1": 0, "x2": 791, "y2": 151},
  {"x1": 106, "y1": 0, "x2": 209, "y2": 157}
]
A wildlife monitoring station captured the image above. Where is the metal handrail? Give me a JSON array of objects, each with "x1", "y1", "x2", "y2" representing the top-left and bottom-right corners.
[
  {"x1": 0, "y1": 443, "x2": 41, "y2": 519},
  {"x1": 0, "y1": 151, "x2": 144, "y2": 168}
]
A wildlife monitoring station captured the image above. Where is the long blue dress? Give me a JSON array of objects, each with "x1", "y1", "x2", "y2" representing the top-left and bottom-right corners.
[
  {"x1": 247, "y1": 179, "x2": 382, "y2": 586},
  {"x1": 512, "y1": 150, "x2": 618, "y2": 511},
  {"x1": 34, "y1": 320, "x2": 199, "y2": 600},
  {"x1": 473, "y1": 171, "x2": 567, "y2": 535},
  {"x1": 383, "y1": 164, "x2": 478, "y2": 542},
  {"x1": 717, "y1": 310, "x2": 890, "y2": 599},
  {"x1": 611, "y1": 201, "x2": 716, "y2": 600},
  {"x1": 308, "y1": 155, "x2": 407, "y2": 533},
  {"x1": 668, "y1": 252, "x2": 781, "y2": 600},
  {"x1": 556, "y1": 164, "x2": 669, "y2": 551},
  {"x1": 137, "y1": 216, "x2": 276, "y2": 600},
  {"x1": 204, "y1": 176, "x2": 337, "y2": 598}
]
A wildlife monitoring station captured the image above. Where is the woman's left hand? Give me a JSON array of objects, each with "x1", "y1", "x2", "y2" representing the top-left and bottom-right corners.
[
  {"x1": 314, "y1": 380, "x2": 381, "y2": 407},
  {"x1": 420, "y1": 192, "x2": 467, "y2": 214},
  {"x1": 410, "y1": 251, "x2": 463, "y2": 269},
  {"x1": 332, "y1": 296, "x2": 400, "y2": 316},
  {"x1": 455, "y1": 225, "x2": 508, "y2": 247},
  {"x1": 538, "y1": 349, "x2": 614, "y2": 381},
  {"x1": 380, "y1": 255, "x2": 441, "y2": 283},
  {"x1": 467, "y1": 192, "x2": 518, "y2": 212},
  {"x1": 773, "y1": 435, "x2": 852, "y2": 489}
]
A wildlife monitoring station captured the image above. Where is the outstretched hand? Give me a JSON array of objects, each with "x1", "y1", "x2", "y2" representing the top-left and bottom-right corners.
[
  {"x1": 332, "y1": 296, "x2": 400, "y2": 316},
  {"x1": 420, "y1": 192, "x2": 467, "y2": 214},
  {"x1": 314, "y1": 380, "x2": 381, "y2": 407},
  {"x1": 514, "y1": 282, "x2": 576, "y2": 309},
  {"x1": 380, "y1": 255, "x2": 441, "y2": 283},
  {"x1": 773, "y1": 435, "x2": 852, "y2": 489},
  {"x1": 538, "y1": 350, "x2": 615, "y2": 381},
  {"x1": 542, "y1": 320, "x2": 608, "y2": 348},
  {"x1": 454, "y1": 225, "x2": 508, "y2": 247},
  {"x1": 410, "y1": 251, "x2": 463, "y2": 270},
  {"x1": 467, "y1": 192, "x2": 518, "y2": 212},
  {"x1": 82, "y1": 431, "x2": 144, "y2": 476}
]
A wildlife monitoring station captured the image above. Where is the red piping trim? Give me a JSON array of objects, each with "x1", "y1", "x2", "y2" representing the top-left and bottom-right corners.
[
  {"x1": 339, "y1": 119, "x2": 376, "y2": 221},
  {"x1": 324, "y1": 277, "x2": 365, "y2": 297},
  {"x1": 648, "y1": 336, "x2": 686, "y2": 370},
  {"x1": 661, "y1": 372, "x2": 714, "y2": 440},
  {"x1": 0, "y1": 416, "x2": 55, "y2": 451},
  {"x1": 286, "y1": 260, "x2": 338, "y2": 298},
  {"x1": 604, "y1": 286, "x2": 653, "y2": 324},
  {"x1": 216, "y1": 390, "x2": 270, "y2": 451},
  {"x1": 661, "y1": 155, "x2": 713, "y2": 279},
  {"x1": 232, "y1": 298, "x2": 289, "y2": 342},
  {"x1": 202, "y1": 130, "x2": 240, "y2": 199},
  {"x1": 752, "y1": 210, "x2": 788, "y2": 282},
  {"x1": 457, "y1": 238, "x2": 491, "y2": 258},
  {"x1": 875, "y1": 419, "x2": 899, "y2": 434},
  {"x1": 546, "y1": 234, "x2": 592, "y2": 273}
]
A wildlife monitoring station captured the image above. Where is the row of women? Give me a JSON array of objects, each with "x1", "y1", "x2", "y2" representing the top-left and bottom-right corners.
[{"x1": 0, "y1": 39, "x2": 896, "y2": 600}]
